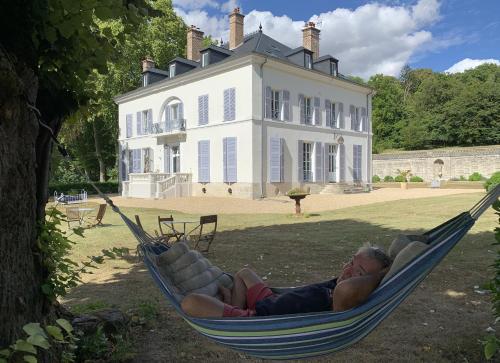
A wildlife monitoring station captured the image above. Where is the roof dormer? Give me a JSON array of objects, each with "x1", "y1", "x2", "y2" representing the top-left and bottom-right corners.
[
  {"x1": 167, "y1": 57, "x2": 199, "y2": 78},
  {"x1": 313, "y1": 55, "x2": 339, "y2": 77},
  {"x1": 285, "y1": 47, "x2": 314, "y2": 69},
  {"x1": 200, "y1": 45, "x2": 233, "y2": 67}
]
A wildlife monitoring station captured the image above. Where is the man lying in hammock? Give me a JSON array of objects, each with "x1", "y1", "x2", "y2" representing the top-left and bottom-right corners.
[{"x1": 181, "y1": 245, "x2": 391, "y2": 317}]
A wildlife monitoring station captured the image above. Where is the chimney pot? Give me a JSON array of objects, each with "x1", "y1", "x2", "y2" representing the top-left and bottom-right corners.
[
  {"x1": 187, "y1": 26, "x2": 204, "y2": 61},
  {"x1": 229, "y1": 8, "x2": 245, "y2": 49},
  {"x1": 302, "y1": 22, "x2": 320, "y2": 60},
  {"x1": 142, "y1": 57, "x2": 155, "y2": 72}
]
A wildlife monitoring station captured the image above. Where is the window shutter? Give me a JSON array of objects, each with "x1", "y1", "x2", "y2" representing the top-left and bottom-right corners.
[
  {"x1": 198, "y1": 140, "x2": 210, "y2": 183},
  {"x1": 280, "y1": 138, "x2": 284, "y2": 182},
  {"x1": 223, "y1": 137, "x2": 237, "y2": 183},
  {"x1": 270, "y1": 137, "x2": 282, "y2": 183},
  {"x1": 136, "y1": 112, "x2": 142, "y2": 135},
  {"x1": 339, "y1": 102, "x2": 344, "y2": 129},
  {"x1": 323, "y1": 143, "x2": 329, "y2": 183},
  {"x1": 164, "y1": 146, "x2": 171, "y2": 174},
  {"x1": 299, "y1": 94, "x2": 305, "y2": 124},
  {"x1": 353, "y1": 145, "x2": 362, "y2": 181},
  {"x1": 230, "y1": 88, "x2": 236, "y2": 121},
  {"x1": 126, "y1": 114, "x2": 132, "y2": 138},
  {"x1": 149, "y1": 148, "x2": 154, "y2": 172},
  {"x1": 361, "y1": 107, "x2": 367, "y2": 131},
  {"x1": 204, "y1": 95, "x2": 209, "y2": 124},
  {"x1": 223, "y1": 88, "x2": 235, "y2": 121},
  {"x1": 178, "y1": 102, "x2": 184, "y2": 122},
  {"x1": 315, "y1": 142, "x2": 322, "y2": 182},
  {"x1": 314, "y1": 97, "x2": 321, "y2": 126},
  {"x1": 133, "y1": 149, "x2": 141, "y2": 173},
  {"x1": 147, "y1": 109, "x2": 153, "y2": 134},
  {"x1": 128, "y1": 150, "x2": 133, "y2": 173},
  {"x1": 297, "y1": 140, "x2": 304, "y2": 182},
  {"x1": 325, "y1": 100, "x2": 331, "y2": 127},
  {"x1": 283, "y1": 90, "x2": 290, "y2": 121},
  {"x1": 120, "y1": 145, "x2": 128, "y2": 181},
  {"x1": 339, "y1": 144, "x2": 346, "y2": 182},
  {"x1": 349, "y1": 105, "x2": 355, "y2": 130},
  {"x1": 165, "y1": 105, "x2": 171, "y2": 132},
  {"x1": 223, "y1": 89, "x2": 230, "y2": 121},
  {"x1": 198, "y1": 96, "x2": 204, "y2": 125},
  {"x1": 265, "y1": 86, "x2": 272, "y2": 119},
  {"x1": 359, "y1": 145, "x2": 363, "y2": 181}
]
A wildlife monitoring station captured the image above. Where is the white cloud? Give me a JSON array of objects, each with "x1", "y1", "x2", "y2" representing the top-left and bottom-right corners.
[
  {"x1": 175, "y1": 0, "x2": 444, "y2": 78},
  {"x1": 220, "y1": 0, "x2": 240, "y2": 13},
  {"x1": 445, "y1": 58, "x2": 500, "y2": 73},
  {"x1": 172, "y1": 0, "x2": 219, "y2": 10}
]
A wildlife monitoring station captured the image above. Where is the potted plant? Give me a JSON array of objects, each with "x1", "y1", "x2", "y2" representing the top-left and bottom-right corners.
[
  {"x1": 396, "y1": 169, "x2": 412, "y2": 189},
  {"x1": 286, "y1": 188, "x2": 309, "y2": 215}
]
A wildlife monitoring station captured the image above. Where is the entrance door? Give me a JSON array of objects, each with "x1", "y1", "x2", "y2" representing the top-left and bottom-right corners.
[
  {"x1": 328, "y1": 144, "x2": 337, "y2": 182},
  {"x1": 171, "y1": 145, "x2": 180, "y2": 173}
]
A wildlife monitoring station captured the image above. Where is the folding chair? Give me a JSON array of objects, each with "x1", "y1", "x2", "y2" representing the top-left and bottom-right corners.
[
  {"x1": 91, "y1": 204, "x2": 106, "y2": 227},
  {"x1": 158, "y1": 216, "x2": 184, "y2": 244},
  {"x1": 66, "y1": 207, "x2": 81, "y2": 228},
  {"x1": 189, "y1": 215, "x2": 218, "y2": 253},
  {"x1": 135, "y1": 215, "x2": 172, "y2": 245}
]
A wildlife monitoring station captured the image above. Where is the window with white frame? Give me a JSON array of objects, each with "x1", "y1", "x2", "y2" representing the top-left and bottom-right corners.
[
  {"x1": 201, "y1": 52, "x2": 208, "y2": 67},
  {"x1": 171, "y1": 103, "x2": 179, "y2": 121},
  {"x1": 141, "y1": 110, "x2": 149, "y2": 134},
  {"x1": 355, "y1": 107, "x2": 361, "y2": 131},
  {"x1": 304, "y1": 97, "x2": 313, "y2": 124},
  {"x1": 169, "y1": 64, "x2": 176, "y2": 77},
  {"x1": 330, "y1": 62, "x2": 337, "y2": 76},
  {"x1": 303, "y1": 142, "x2": 312, "y2": 182},
  {"x1": 353, "y1": 144, "x2": 362, "y2": 181},
  {"x1": 305, "y1": 53, "x2": 312, "y2": 69},
  {"x1": 330, "y1": 102, "x2": 337, "y2": 128},
  {"x1": 271, "y1": 90, "x2": 281, "y2": 120}
]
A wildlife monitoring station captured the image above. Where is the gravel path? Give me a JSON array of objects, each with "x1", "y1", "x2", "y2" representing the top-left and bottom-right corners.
[{"x1": 88, "y1": 188, "x2": 483, "y2": 214}]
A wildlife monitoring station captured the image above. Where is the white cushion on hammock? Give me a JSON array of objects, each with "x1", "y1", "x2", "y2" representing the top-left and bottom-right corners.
[
  {"x1": 382, "y1": 241, "x2": 429, "y2": 284},
  {"x1": 388, "y1": 234, "x2": 428, "y2": 259},
  {"x1": 153, "y1": 242, "x2": 233, "y2": 297}
]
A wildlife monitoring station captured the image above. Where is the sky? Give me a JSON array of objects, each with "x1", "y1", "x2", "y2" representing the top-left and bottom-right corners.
[{"x1": 172, "y1": 0, "x2": 500, "y2": 79}]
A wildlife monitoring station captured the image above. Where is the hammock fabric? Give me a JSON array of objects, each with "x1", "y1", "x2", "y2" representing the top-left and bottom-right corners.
[{"x1": 116, "y1": 185, "x2": 498, "y2": 360}]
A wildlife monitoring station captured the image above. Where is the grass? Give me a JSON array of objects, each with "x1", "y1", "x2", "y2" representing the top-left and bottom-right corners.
[{"x1": 61, "y1": 192, "x2": 497, "y2": 362}]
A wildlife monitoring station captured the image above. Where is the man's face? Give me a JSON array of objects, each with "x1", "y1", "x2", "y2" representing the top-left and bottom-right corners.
[{"x1": 338, "y1": 252, "x2": 382, "y2": 283}]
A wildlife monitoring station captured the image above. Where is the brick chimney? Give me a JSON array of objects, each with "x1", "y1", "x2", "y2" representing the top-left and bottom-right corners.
[
  {"x1": 229, "y1": 7, "x2": 244, "y2": 50},
  {"x1": 142, "y1": 57, "x2": 155, "y2": 72},
  {"x1": 187, "y1": 25, "x2": 204, "y2": 61},
  {"x1": 302, "y1": 22, "x2": 320, "y2": 59}
]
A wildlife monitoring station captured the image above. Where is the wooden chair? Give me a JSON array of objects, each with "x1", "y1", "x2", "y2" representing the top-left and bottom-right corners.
[
  {"x1": 91, "y1": 204, "x2": 106, "y2": 227},
  {"x1": 158, "y1": 216, "x2": 184, "y2": 244},
  {"x1": 189, "y1": 215, "x2": 218, "y2": 253},
  {"x1": 65, "y1": 207, "x2": 81, "y2": 228}
]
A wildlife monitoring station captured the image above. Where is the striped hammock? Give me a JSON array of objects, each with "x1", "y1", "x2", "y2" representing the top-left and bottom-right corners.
[{"x1": 103, "y1": 185, "x2": 499, "y2": 360}]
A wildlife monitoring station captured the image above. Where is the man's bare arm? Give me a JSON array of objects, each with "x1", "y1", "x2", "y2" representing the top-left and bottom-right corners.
[{"x1": 333, "y1": 271, "x2": 386, "y2": 312}]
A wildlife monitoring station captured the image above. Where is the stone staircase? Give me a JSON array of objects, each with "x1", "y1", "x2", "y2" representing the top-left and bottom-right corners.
[{"x1": 320, "y1": 183, "x2": 368, "y2": 194}]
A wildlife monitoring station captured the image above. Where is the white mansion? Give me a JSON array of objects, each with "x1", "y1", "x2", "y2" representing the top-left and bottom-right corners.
[{"x1": 115, "y1": 8, "x2": 373, "y2": 199}]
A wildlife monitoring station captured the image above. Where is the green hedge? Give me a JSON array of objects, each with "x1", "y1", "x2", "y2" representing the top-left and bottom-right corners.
[
  {"x1": 372, "y1": 175, "x2": 381, "y2": 183},
  {"x1": 469, "y1": 172, "x2": 484, "y2": 181},
  {"x1": 485, "y1": 172, "x2": 500, "y2": 192},
  {"x1": 394, "y1": 175, "x2": 405, "y2": 182},
  {"x1": 49, "y1": 181, "x2": 119, "y2": 196},
  {"x1": 384, "y1": 175, "x2": 394, "y2": 182},
  {"x1": 409, "y1": 176, "x2": 424, "y2": 182}
]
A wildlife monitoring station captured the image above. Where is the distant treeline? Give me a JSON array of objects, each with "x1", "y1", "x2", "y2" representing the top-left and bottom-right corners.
[{"x1": 354, "y1": 63, "x2": 500, "y2": 153}]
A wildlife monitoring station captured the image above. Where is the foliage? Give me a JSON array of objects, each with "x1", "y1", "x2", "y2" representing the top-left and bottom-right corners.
[
  {"x1": 483, "y1": 200, "x2": 500, "y2": 360},
  {"x1": 372, "y1": 175, "x2": 381, "y2": 183},
  {"x1": 383, "y1": 175, "x2": 394, "y2": 182},
  {"x1": 75, "y1": 326, "x2": 134, "y2": 362},
  {"x1": 49, "y1": 182, "x2": 118, "y2": 196},
  {"x1": 38, "y1": 207, "x2": 129, "y2": 300},
  {"x1": 287, "y1": 188, "x2": 309, "y2": 196},
  {"x1": 368, "y1": 64, "x2": 500, "y2": 152},
  {"x1": 484, "y1": 172, "x2": 500, "y2": 192},
  {"x1": 409, "y1": 176, "x2": 424, "y2": 182},
  {"x1": 70, "y1": 301, "x2": 112, "y2": 315},
  {"x1": 468, "y1": 172, "x2": 484, "y2": 181},
  {"x1": 0, "y1": 319, "x2": 76, "y2": 363},
  {"x1": 396, "y1": 169, "x2": 412, "y2": 182}
]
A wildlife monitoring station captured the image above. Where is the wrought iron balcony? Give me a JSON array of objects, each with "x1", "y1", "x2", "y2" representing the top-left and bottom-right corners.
[{"x1": 148, "y1": 119, "x2": 186, "y2": 135}]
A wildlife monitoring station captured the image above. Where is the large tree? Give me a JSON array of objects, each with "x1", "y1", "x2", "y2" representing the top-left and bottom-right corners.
[{"x1": 0, "y1": 0, "x2": 152, "y2": 349}]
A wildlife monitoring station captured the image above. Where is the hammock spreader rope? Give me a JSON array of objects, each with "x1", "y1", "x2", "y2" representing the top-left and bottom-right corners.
[{"x1": 34, "y1": 108, "x2": 500, "y2": 359}]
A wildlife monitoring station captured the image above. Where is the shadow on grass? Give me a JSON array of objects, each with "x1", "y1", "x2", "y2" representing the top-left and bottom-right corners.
[{"x1": 64, "y1": 216, "x2": 496, "y2": 363}]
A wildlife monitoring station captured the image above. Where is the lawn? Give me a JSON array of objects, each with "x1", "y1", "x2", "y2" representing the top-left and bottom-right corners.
[{"x1": 62, "y1": 192, "x2": 497, "y2": 362}]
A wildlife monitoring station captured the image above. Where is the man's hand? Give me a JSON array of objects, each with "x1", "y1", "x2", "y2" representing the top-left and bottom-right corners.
[{"x1": 218, "y1": 285, "x2": 232, "y2": 304}]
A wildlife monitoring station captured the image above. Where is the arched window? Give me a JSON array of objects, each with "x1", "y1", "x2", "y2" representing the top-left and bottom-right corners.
[
  {"x1": 433, "y1": 159, "x2": 444, "y2": 178},
  {"x1": 160, "y1": 97, "x2": 184, "y2": 132}
]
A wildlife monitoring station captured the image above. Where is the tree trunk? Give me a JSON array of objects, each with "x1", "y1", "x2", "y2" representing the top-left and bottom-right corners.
[
  {"x1": 93, "y1": 119, "x2": 106, "y2": 182},
  {"x1": 0, "y1": 47, "x2": 49, "y2": 346}
]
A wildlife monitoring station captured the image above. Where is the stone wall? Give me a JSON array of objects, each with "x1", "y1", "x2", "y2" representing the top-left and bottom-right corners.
[{"x1": 373, "y1": 145, "x2": 500, "y2": 181}]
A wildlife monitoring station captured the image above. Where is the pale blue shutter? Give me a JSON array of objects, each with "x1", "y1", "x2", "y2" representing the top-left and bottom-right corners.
[
  {"x1": 136, "y1": 112, "x2": 142, "y2": 135},
  {"x1": 280, "y1": 139, "x2": 284, "y2": 181},
  {"x1": 339, "y1": 144, "x2": 346, "y2": 182},
  {"x1": 165, "y1": 105, "x2": 171, "y2": 132},
  {"x1": 314, "y1": 97, "x2": 321, "y2": 125},
  {"x1": 198, "y1": 95, "x2": 203, "y2": 125},
  {"x1": 120, "y1": 146, "x2": 128, "y2": 181},
  {"x1": 149, "y1": 147, "x2": 154, "y2": 172},
  {"x1": 204, "y1": 95, "x2": 209, "y2": 124},
  {"x1": 361, "y1": 107, "x2": 367, "y2": 131},
  {"x1": 270, "y1": 137, "x2": 282, "y2": 182},
  {"x1": 223, "y1": 138, "x2": 227, "y2": 181},
  {"x1": 359, "y1": 145, "x2": 363, "y2": 181},
  {"x1": 133, "y1": 149, "x2": 141, "y2": 173},
  {"x1": 325, "y1": 100, "x2": 331, "y2": 127},
  {"x1": 350, "y1": 105, "x2": 355, "y2": 130},
  {"x1": 323, "y1": 143, "x2": 329, "y2": 183},
  {"x1": 298, "y1": 140, "x2": 304, "y2": 182},
  {"x1": 128, "y1": 150, "x2": 133, "y2": 173},
  {"x1": 223, "y1": 137, "x2": 237, "y2": 182},
  {"x1": 126, "y1": 114, "x2": 132, "y2": 137},
  {"x1": 339, "y1": 103, "x2": 344, "y2": 129},
  {"x1": 223, "y1": 89, "x2": 230, "y2": 121},
  {"x1": 353, "y1": 145, "x2": 362, "y2": 181},
  {"x1": 147, "y1": 109, "x2": 153, "y2": 134},
  {"x1": 315, "y1": 142, "x2": 322, "y2": 182},
  {"x1": 178, "y1": 102, "x2": 184, "y2": 129},
  {"x1": 198, "y1": 140, "x2": 210, "y2": 183},
  {"x1": 299, "y1": 94, "x2": 305, "y2": 124},
  {"x1": 230, "y1": 88, "x2": 236, "y2": 121},
  {"x1": 265, "y1": 87, "x2": 272, "y2": 119},
  {"x1": 164, "y1": 146, "x2": 171, "y2": 174},
  {"x1": 283, "y1": 90, "x2": 290, "y2": 121}
]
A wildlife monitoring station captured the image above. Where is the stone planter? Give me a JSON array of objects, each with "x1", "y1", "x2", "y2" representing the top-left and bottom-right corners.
[
  {"x1": 400, "y1": 182, "x2": 408, "y2": 190},
  {"x1": 287, "y1": 194, "x2": 309, "y2": 214}
]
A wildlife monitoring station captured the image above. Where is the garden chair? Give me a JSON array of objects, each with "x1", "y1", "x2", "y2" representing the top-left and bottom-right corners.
[
  {"x1": 91, "y1": 204, "x2": 106, "y2": 227},
  {"x1": 65, "y1": 207, "x2": 81, "y2": 227},
  {"x1": 157, "y1": 216, "x2": 184, "y2": 244},
  {"x1": 188, "y1": 215, "x2": 218, "y2": 253},
  {"x1": 135, "y1": 215, "x2": 171, "y2": 245}
]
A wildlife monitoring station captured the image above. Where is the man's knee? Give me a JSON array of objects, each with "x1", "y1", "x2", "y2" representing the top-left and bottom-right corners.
[
  {"x1": 236, "y1": 267, "x2": 253, "y2": 279},
  {"x1": 181, "y1": 293, "x2": 202, "y2": 315}
]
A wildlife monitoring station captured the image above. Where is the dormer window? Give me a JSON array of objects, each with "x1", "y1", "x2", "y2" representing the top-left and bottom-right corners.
[
  {"x1": 330, "y1": 61, "x2": 338, "y2": 76},
  {"x1": 305, "y1": 53, "x2": 312, "y2": 69},
  {"x1": 169, "y1": 64, "x2": 176, "y2": 78},
  {"x1": 202, "y1": 52, "x2": 209, "y2": 67}
]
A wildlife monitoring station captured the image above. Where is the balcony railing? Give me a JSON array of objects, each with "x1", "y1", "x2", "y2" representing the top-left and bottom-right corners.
[{"x1": 148, "y1": 119, "x2": 186, "y2": 135}]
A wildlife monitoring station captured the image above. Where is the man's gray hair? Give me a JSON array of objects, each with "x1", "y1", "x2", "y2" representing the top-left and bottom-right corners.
[{"x1": 357, "y1": 243, "x2": 392, "y2": 269}]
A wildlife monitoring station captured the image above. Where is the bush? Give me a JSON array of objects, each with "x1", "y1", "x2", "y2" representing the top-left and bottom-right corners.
[
  {"x1": 469, "y1": 172, "x2": 484, "y2": 181},
  {"x1": 49, "y1": 181, "x2": 119, "y2": 196},
  {"x1": 409, "y1": 176, "x2": 424, "y2": 182},
  {"x1": 485, "y1": 172, "x2": 500, "y2": 192},
  {"x1": 394, "y1": 175, "x2": 406, "y2": 182},
  {"x1": 372, "y1": 175, "x2": 381, "y2": 183},
  {"x1": 383, "y1": 175, "x2": 394, "y2": 182},
  {"x1": 287, "y1": 188, "x2": 308, "y2": 196}
]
